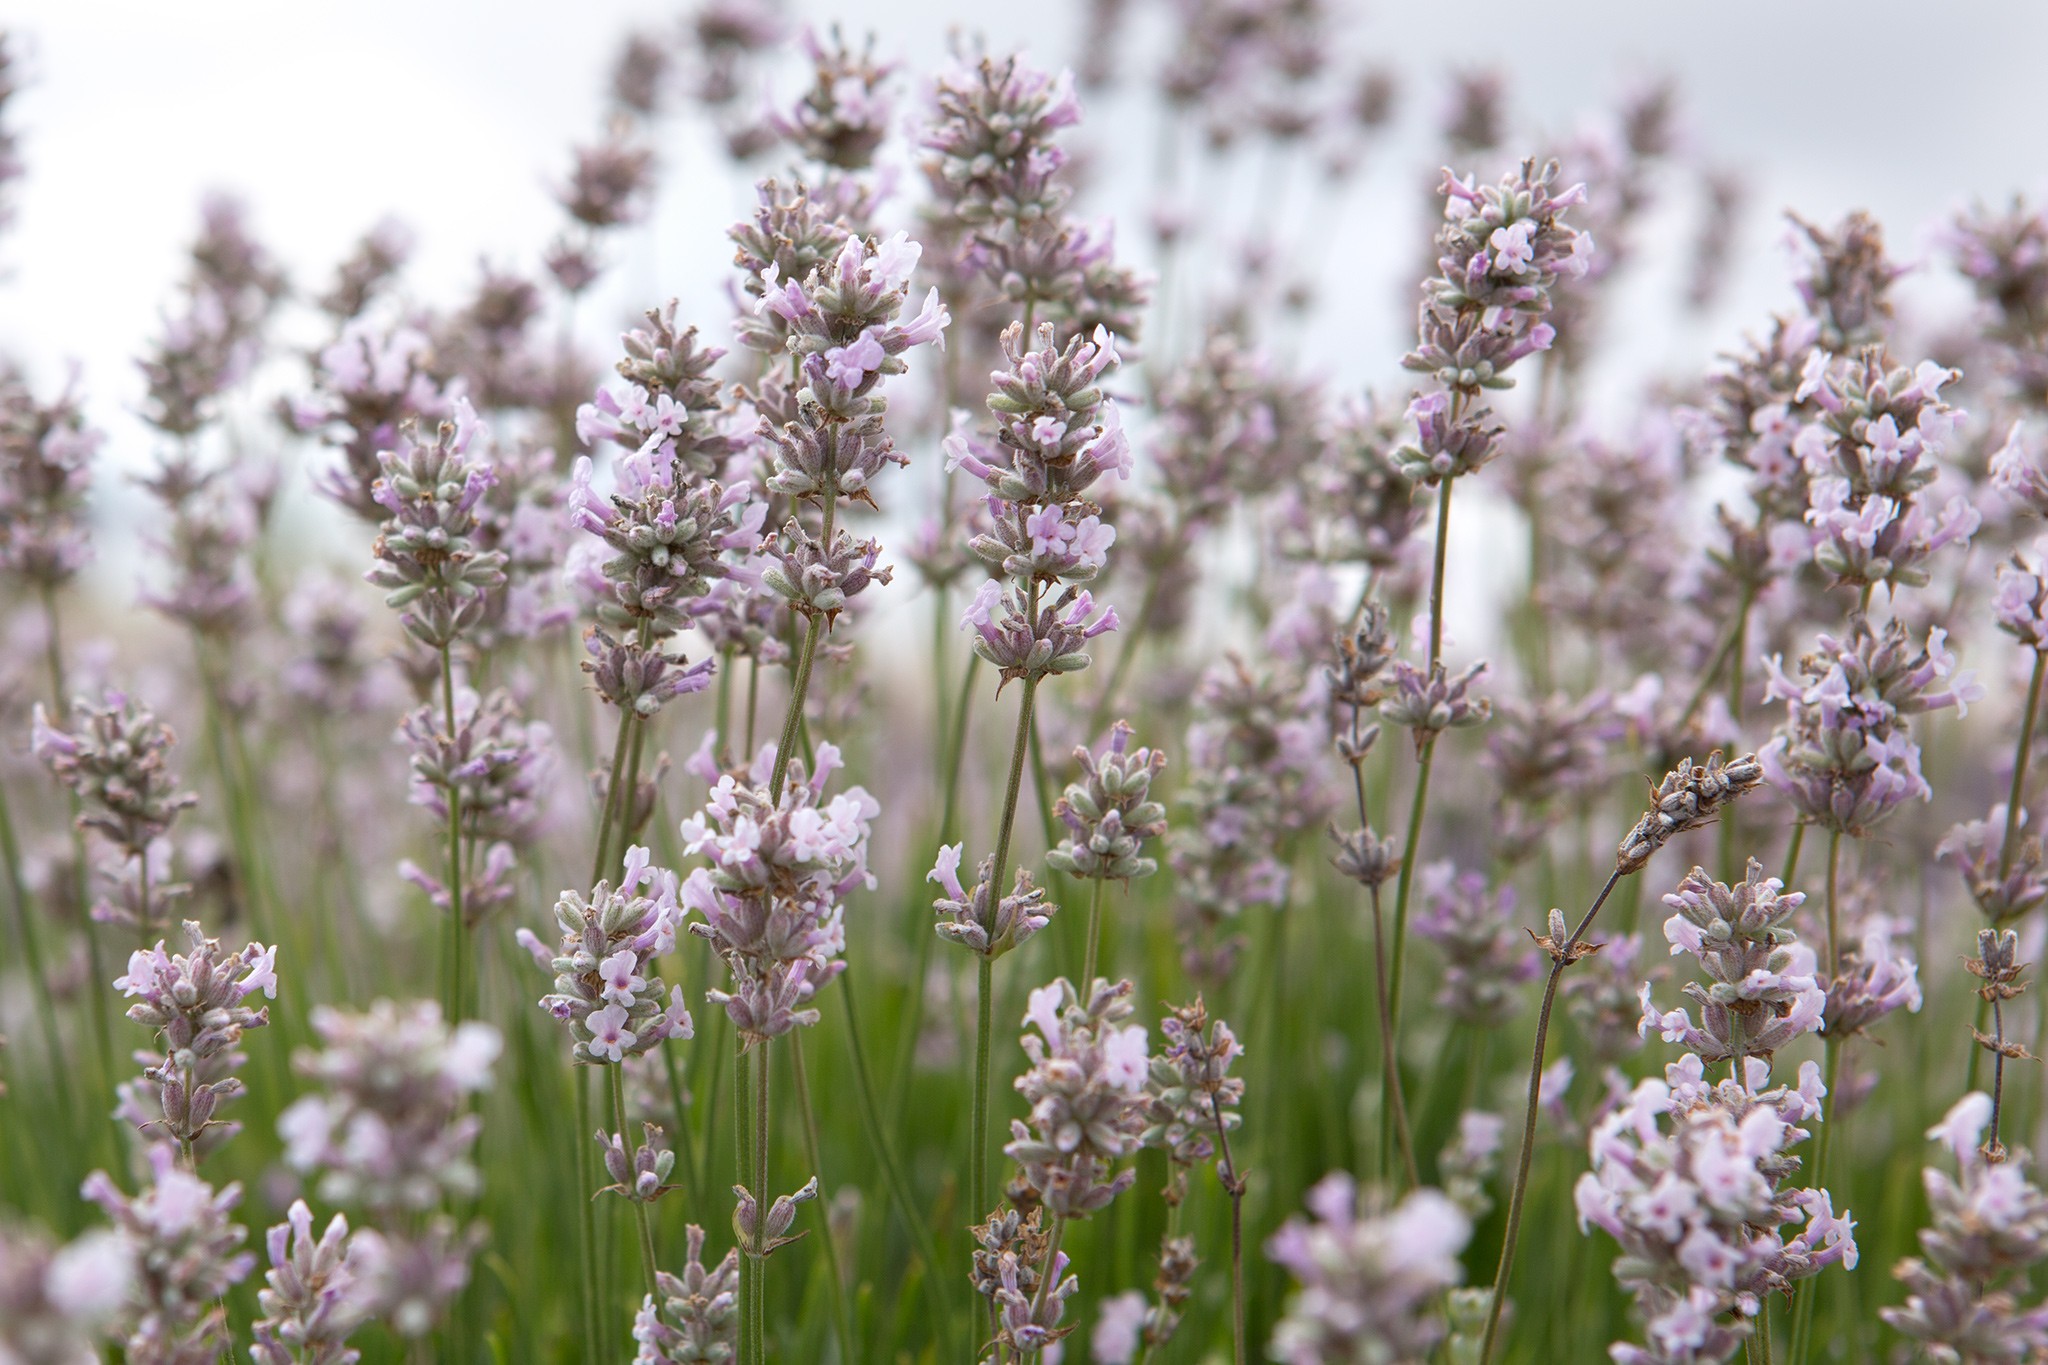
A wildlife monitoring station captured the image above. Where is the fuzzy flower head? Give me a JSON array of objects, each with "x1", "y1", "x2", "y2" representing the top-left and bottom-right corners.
[
  {"x1": 1995, "y1": 541, "x2": 2048, "y2": 651},
  {"x1": 578, "y1": 304, "x2": 739, "y2": 485},
  {"x1": 1267, "y1": 1176, "x2": 1471, "y2": 1365},
  {"x1": 0, "y1": 1222, "x2": 134, "y2": 1364},
  {"x1": 1938, "y1": 806, "x2": 2048, "y2": 926},
  {"x1": 1406, "y1": 157, "x2": 1590, "y2": 396},
  {"x1": 960, "y1": 579, "x2": 1119, "y2": 685},
  {"x1": 363, "y1": 406, "x2": 509, "y2": 650},
  {"x1": 772, "y1": 27, "x2": 894, "y2": 170},
  {"x1": 1381, "y1": 658, "x2": 1493, "y2": 749},
  {"x1": 1760, "y1": 615, "x2": 1982, "y2": 838},
  {"x1": 682, "y1": 744, "x2": 878, "y2": 1043},
  {"x1": 920, "y1": 54, "x2": 1079, "y2": 235},
  {"x1": 531, "y1": 846, "x2": 694, "y2": 1066},
  {"x1": 249, "y1": 1200, "x2": 381, "y2": 1365},
  {"x1": 567, "y1": 451, "x2": 756, "y2": 640},
  {"x1": 1578, "y1": 1057, "x2": 1853, "y2": 1362},
  {"x1": 1139, "y1": 997, "x2": 1243, "y2": 1182},
  {"x1": 1881, "y1": 1092, "x2": 2048, "y2": 1360},
  {"x1": 1046, "y1": 721, "x2": 1168, "y2": 882},
  {"x1": 1006, "y1": 977, "x2": 1152, "y2": 1219},
  {"x1": 81, "y1": 1144, "x2": 257, "y2": 1365},
  {"x1": 948, "y1": 323, "x2": 1127, "y2": 506},
  {"x1": 1413, "y1": 863, "x2": 1542, "y2": 1028},
  {"x1": 116, "y1": 920, "x2": 277, "y2": 1153},
  {"x1": 396, "y1": 685, "x2": 554, "y2": 884},
  {"x1": 1641, "y1": 860, "x2": 1824, "y2": 1066},
  {"x1": 1616, "y1": 750, "x2": 1766, "y2": 875},
  {"x1": 0, "y1": 368, "x2": 102, "y2": 586},
  {"x1": 1823, "y1": 915, "x2": 1923, "y2": 1040},
  {"x1": 929, "y1": 842, "x2": 1055, "y2": 961},
  {"x1": 758, "y1": 229, "x2": 948, "y2": 406},
  {"x1": 632, "y1": 1224, "x2": 739, "y2": 1365},
  {"x1": 277, "y1": 1000, "x2": 501, "y2": 1215},
  {"x1": 729, "y1": 178, "x2": 854, "y2": 356},
  {"x1": 32, "y1": 689, "x2": 198, "y2": 859}
]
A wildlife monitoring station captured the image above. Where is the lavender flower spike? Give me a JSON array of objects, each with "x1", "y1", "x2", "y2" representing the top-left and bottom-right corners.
[
  {"x1": 1045, "y1": 720, "x2": 1168, "y2": 882},
  {"x1": 1615, "y1": 751, "x2": 1764, "y2": 874},
  {"x1": 632, "y1": 1224, "x2": 739, "y2": 1364},
  {"x1": 1268, "y1": 1175, "x2": 1471, "y2": 1365},
  {"x1": 530, "y1": 845, "x2": 694, "y2": 1066},
  {"x1": 250, "y1": 1201, "x2": 379, "y2": 1365}
]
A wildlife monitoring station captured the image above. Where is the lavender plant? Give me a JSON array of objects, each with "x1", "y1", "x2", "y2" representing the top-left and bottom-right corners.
[{"x1": 7, "y1": 11, "x2": 2048, "y2": 1365}]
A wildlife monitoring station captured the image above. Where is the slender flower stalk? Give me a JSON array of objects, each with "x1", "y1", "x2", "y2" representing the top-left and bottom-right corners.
[{"x1": 1480, "y1": 750, "x2": 1764, "y2": 1364}]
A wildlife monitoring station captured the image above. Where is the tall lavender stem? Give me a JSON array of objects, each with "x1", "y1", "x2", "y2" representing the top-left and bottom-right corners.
[
  {"x1": 787, "y1": 1035, "x2": 856, "y2": 1362},
  {"x1": 974, "y1": 669, "x2": 1041, "y2": 1227},
  {"x1": 607, "y1": 1064, "x2": 659, "y2": 1302},
  {"x1": 2001, "y1": 651, "x2": 2047, "y2": 876},
  {"x1": 1386, "y1": 478, "x2": 1454, "y2": 1043},
  {"x1": 1209, "y1": 1088, "x2": 1247, "y2": 1365},
  {"x1": 768, "y1": 493, "x2": 836, "y2": 801},
  {"x1": 438, "y1": 643, "x2": 466, "y2": 1020},
  {"x1": 1479, "y1": 867, "x2": 1624, "y2": 1365},
  {"x1": 1786, "y1": 829, "x2": 1845, "y2": 1365}
]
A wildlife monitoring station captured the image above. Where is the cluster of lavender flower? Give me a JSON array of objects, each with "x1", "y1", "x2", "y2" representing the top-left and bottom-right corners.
[{"x1": 18, "y1": 5, "x2": 2048, "y2": 1364}]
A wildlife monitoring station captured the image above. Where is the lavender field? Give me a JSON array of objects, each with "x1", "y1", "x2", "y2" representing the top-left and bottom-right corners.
[{"x1": 4, "y1": 2, "x2": 2047, "y2": 1362}]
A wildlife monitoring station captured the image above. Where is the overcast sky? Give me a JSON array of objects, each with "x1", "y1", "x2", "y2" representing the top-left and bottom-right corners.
[{"x1": 3, "y1": 0, "x2": 2042, "y2": 465}]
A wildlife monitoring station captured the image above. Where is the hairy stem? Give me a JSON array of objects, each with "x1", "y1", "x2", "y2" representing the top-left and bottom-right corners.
[
  {"x1": 769, "y1": 493, "x2": 838, "y2": 801},
  {"x1": 1479, "y1": 866, "x2": 1625, "y2": 1365},
  {"x1": 608, "y1": 1064, "x2": 660, "y2": 1302},
  {"x1": 2001, "y1": 649, "x2": 2047, "y2": 877},
  {"x1": 1080, "y1": 875, "x2": 1107, "y2": 989},
  {"x1": 789, "y1": 1033, "x2": 855, "y2": 1364},
  {"x1": 1370, "y1": 881, "x2": 1420, "y2": 1191},
  {"x1": 1209, "y1": 1089, "x2": 1247, "y2": 1365},
  {"x1": 574, "y1": 1070, "x2": 601, "y2": 1365},
  {"x1": 975, "y1": 668, "x2": 1043, "y2": 1228},
  {"x1": 736, "y1": 1041, "x2": 755, "y2": 1365},
  {"x1": 439, "y1": 643, "x2": 467, "y2": 1020},
  {"x1": 1785, "y1": 1035, "x2": 1843, "y2": 1365}
]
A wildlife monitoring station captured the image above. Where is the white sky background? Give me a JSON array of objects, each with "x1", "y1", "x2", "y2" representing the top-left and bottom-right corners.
[{"x1": 2, "y1": 0, "x2": 2045, "y2": 616}]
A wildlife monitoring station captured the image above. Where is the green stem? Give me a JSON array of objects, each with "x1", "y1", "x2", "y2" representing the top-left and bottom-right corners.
[
  {"x1": 1785, "y1": 1036, "x2": 1842, "y2": 1365},
  {"x1": 1478, "y1": 867, "x2": 1626, "y2": 1365},
  {"x1": 1823, "y1": 830, "x2": 1843, "y2": 978},
  {"x1": 974, "y1": 670, "x2": 1043, "y2": 1227},
  {"x1": 790, "y1": 1033, "x2": 856, "y2": 1364},
  {"x1": 769, "y1": 494, "x2": 837, "y2": 802},
  {"x1": 0, "y1": 779, "x2": 70, "y2": 1129},
  {"x1": 438, "y1": 643, "x2": 467, "y2": 1020},
  {"x1": 834, "y1": 980, "x2": 956, "y2": 1358},
  {"x1": 1208, "y1": 1089, "x2": 1247, "y2": 1365},
  {"x1": 592, "y1": 708, "x2": 634, "y2": 884},
  {"x1": 752, "y1": 1039, "x2": 771, "y2": 1365},
  {"x1": 973, "y1": 956, "x2": 995, "y2": 1230},
  {"x1": 1384, "y1": 734, "x2": 1438, "y2": 1045},
  {"x1": 737, "y1": 1042, "x2": 755, "y2": 1365},
  {"x1": 715, "y1": 645, "x2": 736, "y2": 766},
  {"x1": 1787, "y1": 837, "x2": 1846, "y2": 1365},
  {"x1": 2001, "y1": 650, "x2": 2047, "y2": 877},
  {"x1": 1370, "y1": 880, "x2": 1419, "y2": 1191},
  {"x1": 1030, "y1": 1212, "x2": 1067, "y2": 1324},
  {"x1": 1782, "y1": 823, "x2": 1807, "y2": 886},
  {"x1": 609, "y1": 1064, "x2": 661, "y2": 1302},
  {"x1": 1080, "y1": 876, "x2": 1107, "y2": 989},
  {"x1": 574, "y1": 1070, "x2": 602, "y2": 1365},
  {"x1": 1718, "y1": 601, "x2": 1754, "y2": 881},
  {"x1": 1427, "y1": 474, "x2": 1455, "y2": 667}
]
